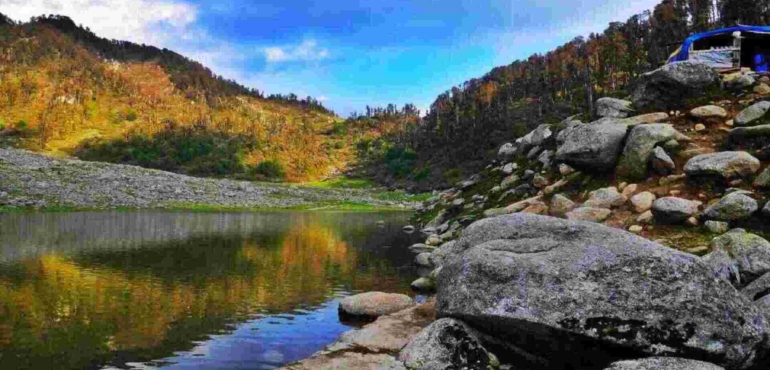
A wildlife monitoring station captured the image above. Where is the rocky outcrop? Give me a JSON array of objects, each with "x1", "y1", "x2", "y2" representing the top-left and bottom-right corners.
[
  {"x1": 436, "y1": 213, "x2": 769, "y2": 370},
  {"x1": 631, "y1": 62, "x2": 721, "y2": 111},
  {"x1": 704, "y1": 192, "x2": 759, "y2": 221},
  {"x1": 339, "y1": 292, "x2": 414, "y2": 321},
  {"x1": 684, "y1": 152, "x2": 761, "y2": 178},
  {"x1": 651, "y1": 197, "x2": 701, "y2": 224},
  {"x1": 555, "y1": 123, "x2": 628, "y2": 170},
  {"x1": 597, "y1": 98, "x2": 634, "y2": 118},
  {"x1": 603, "y1": 357, "x2": 725, "y2": 370},
  {"x1": 283, "y1": 301, "x2": 435, "y2": 370},
  {"x1": 735, "y1": 101, "x2": 770, "y2": 127},
  {"x1": 398, "y1": 318, "x2": 499, "y2": 370},
  {"x1": 617, "y1": 124, "x2": 690, "y2": 179}
]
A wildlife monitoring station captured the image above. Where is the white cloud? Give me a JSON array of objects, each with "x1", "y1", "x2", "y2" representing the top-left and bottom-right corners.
[
  {"x1": 317, "y1": 96, "x2": 329, "y2": 102},
  {"x1": 0, "y1": 0, "x2": 199, "y2": 49},
  {"x1": 263, "y1": 40, "x2": 331, "y2": 63}
]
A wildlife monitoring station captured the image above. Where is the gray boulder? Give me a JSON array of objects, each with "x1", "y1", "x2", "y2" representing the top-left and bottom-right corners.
[
  {"x1": 617, "y1": 124, "x2": 689, "y2": 179},
  {"x1": 583, "y1": 187, "x2": 626, "y2": 209},
  {"x1": 597, "y1": 97, "x2": 634, "y2": 118},
  {"x1": 726, "y1": 74, "x2": 756, "y2": 91},
  {"x1": 529, "y1": 124, "x2": 553, "y2": 147},
  {"x1": 631, "y1": 62, "x2": 720, "y2": 111},
  {"x1": 339, "y1": 292, "x2": 414, "y2": 321},
  {"x1": 497, "y1": 143, "x2": 516, "y2": 162},
  {"x1": 691, "y1": 105, "x2": 728, "y2": 120},
  {"x1": 704, "y1": 192, "x2": 759, "y2": 221},
  {"x1": 705, "y1": 229, "x2": 770, "y2": 287},
  {"x1": 651, "y1": 197, "x2": 701, "y2": 224},
  {"x1": 603, "y1": 357, "x2": 725, "y2": 370},
  {"x1": 550, "y1": 194, "x2": 576, "y2": 216},
  {"x1": 415, "y1": 252, "x2": 432, "y2": 267},
  {"x1": 735, "y1": 101, "x2": 770, "y2": 127},
  {"x1": 684, "y1": 152, "x2": 761, "y2": 178},
  {"x1": 705, "y1": 220, "x2": 730, "y2": 234},
  {"x1": 651, "y1": 146, "x2": 676, "y2": 175},
  {"x1": 730, "y1": 124, "x2": 770, "y2": 140},
  {"x1": 398, "y1": 318, "x2": 499, "y2": 370},
  {"x1": 555, "y1": 123, "x2": 628, "y2": 170},
  {"x1": 436, "y1": 213, "x2": 769, "y2": 370}
]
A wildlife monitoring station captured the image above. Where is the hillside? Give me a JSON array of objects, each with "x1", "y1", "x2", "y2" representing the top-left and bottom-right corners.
[
  {"x1": 362, "y1": 0, "x2": 770, "y2": 190},
  {"x1": 0, "y1": 14, "x2": 371, "y2": 182}
]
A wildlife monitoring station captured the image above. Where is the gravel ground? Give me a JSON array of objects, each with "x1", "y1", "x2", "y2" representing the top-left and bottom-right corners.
[{"x1": 0, "y1": 148, "x2": 416, "y2": 210}]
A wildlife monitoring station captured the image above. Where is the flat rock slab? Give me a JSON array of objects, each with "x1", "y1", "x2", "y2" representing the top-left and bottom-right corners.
[
  {"x1": 282, "y1": 302, "x2": 435, "y2": 370},
  {"x1": 604, "y1": 357, "x2": 725, "y2": 370},
  {"x1": 735, "y1": 101, "x2": 770, "y2": 126},
  {"x1": 339, "y1": 292, "x2": 414, "y2": 321},
  {"x1": 436, "y1": 213, "x2": 769, "y2": 369},
  {"x1": 691, "y1": 105, "x2": 728, "y2": 119},
  {"x1": 684, "y1": 152, "x2": 761, "y2": 178},
  {"x1": 651, "y1": 197, "x2": 701, "y2": 224}
]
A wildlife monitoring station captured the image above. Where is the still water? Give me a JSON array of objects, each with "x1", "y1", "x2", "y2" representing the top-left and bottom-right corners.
[{"x1": 0, "y1": 211, "x2": 422, "y2": 370}]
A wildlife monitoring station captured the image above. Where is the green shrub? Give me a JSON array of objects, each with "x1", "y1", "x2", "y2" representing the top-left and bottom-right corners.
[
  {"x1": 125, "y1": 110, "x2": 138, "y2": 122},
  {"x1": 15, "y1": 120, "x2": 27, "y2": 130},
  {"x1": 252, "y1": 160, "x2": 285, "y2": 179},
  {"x1": 384, "y1": 147, "x2": 418, "y2": 177},
  {"x1": 0, "y1": 117, "x2": 5, "y2": 131}
]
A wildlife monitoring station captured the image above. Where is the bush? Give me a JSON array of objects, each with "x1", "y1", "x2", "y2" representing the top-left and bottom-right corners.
[
  {"x1": 15, "y1": 120, "x2": 27, "y2": 130},
  {"x1": 252, "y1": 160, "x2": 285, "y2": 179},
  {"x1": 385, "y1": 147, "x2": 418, "y2": 177},
  {"x1": 125, "y1": 110, "x2": 138, "y2": 122}
]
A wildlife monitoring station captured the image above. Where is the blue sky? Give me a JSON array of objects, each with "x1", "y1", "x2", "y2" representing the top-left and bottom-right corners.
[{"x1": 0, "y1": 0, "x2": 661, "y2": 116}]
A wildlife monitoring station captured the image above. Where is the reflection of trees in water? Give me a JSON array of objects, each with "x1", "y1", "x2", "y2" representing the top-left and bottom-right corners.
[{"x1": 0, "y1": 213, "x2": 418, "y2": 370}]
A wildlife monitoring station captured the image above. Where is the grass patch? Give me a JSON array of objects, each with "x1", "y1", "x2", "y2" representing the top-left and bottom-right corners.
[{"x1": 304, "y1": 178, "x2": 376, "y2": 189}]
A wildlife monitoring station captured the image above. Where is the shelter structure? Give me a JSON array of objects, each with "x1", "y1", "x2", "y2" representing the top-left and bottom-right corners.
[{"x1": 668, "y1": 26, "x2": 770, "y2": 72}]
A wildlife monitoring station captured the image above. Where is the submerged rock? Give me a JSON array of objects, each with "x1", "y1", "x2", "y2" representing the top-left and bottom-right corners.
[
  {"x1": 339, "y1": 292, "x2": 414, "y2": 321},
  {"x1": 436, "y1": 213, "x2": 770, "y2": 369},
  {"x1": 398, "y1": 318, "x2": 499, "y2": 370}
]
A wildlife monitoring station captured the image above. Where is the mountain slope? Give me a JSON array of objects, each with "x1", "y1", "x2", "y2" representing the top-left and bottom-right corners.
[{"x1": 0, "y1": 14, "x2": 359, "y2": 182}]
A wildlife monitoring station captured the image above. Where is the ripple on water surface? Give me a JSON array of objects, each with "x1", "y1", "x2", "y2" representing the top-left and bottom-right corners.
[{"x1": 0, "y1": 211, "x2": 422, "y2": 369}]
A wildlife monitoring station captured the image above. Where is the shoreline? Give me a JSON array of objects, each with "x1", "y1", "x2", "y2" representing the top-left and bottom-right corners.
[{"x1": 0, "y1": 147, "x2": 421, "y2": 213}]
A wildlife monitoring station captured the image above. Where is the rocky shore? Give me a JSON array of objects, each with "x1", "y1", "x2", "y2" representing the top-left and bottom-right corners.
[
  {"x1": 0, "y1": 147, "x2": 416, "y2": 211},
  {"x1": 284, "y1": 61, "x2": 770, "y2": 369}
]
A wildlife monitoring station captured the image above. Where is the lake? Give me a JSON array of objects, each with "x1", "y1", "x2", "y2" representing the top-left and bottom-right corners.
[{"x1": 0, "y1": 211, "x2": 423, "y2": 369}]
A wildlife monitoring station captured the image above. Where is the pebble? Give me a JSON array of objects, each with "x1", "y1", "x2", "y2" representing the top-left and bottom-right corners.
[
  {"x1": 695, "y1": 124, "x2": 706, "y2": 132},
  {"x1": 629, "y1": 225, "x2": 643, "y2": 234}
]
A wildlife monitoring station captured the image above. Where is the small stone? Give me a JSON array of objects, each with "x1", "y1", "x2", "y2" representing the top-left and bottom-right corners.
[
  {"x1": 426, "y1": 235, "x2": 441, "y2": 246},
  {"x1": 618, "y1": 182, "x2": 628, "y2": 191},
  {"x1": 695, "y1": 123, "x2": 706, "y2": 132},
  {"x1": 415, "y1": 253, "x2": 432, "y2": 267},
  {"x1": 532, "y1": 174, "x2": 549, "y2": 189},
  {"x1": 629, "y1": 225, "x2": 643, "y2": 234},
  {"x1": 753, "y1": 167, "x2": 770, "y2": 188},
  {"x1": 500, "y1": 174, "x2": 519, "y2": 190},
  {"x1": 410, "y1": 277, "x2": 435, "y2": 292},
  {"x1": 521, "y1": 202, "x2": 549, "y2": 215},
  {"x1": 651, "y1": 147, "x2": 676, "y2": 176},
  {"x1": 670, "y1": 190, "x2": 681, "y2": 196},
  {"x1": 583, "y1": 187, "x2": 627, "y2": 209},
  {"x1": 686, "y1": 217, "x2": 700, "y2": 226},
  {"x1": 559, "y1": 163, "x2": 575, "y2": 175},
  {"x1": 690, "y1": 105, "x2": 728, "y2": 119},
  {"x1": 621, "y1": 183, "x2": 638, "y2": 198},
  {"x1": 630, "y1": 192, "x2": 656, "y2": 213},
  {"x1": 565, "y1": 207, "x2": 612, "y2": 223},
  {"x1": 705, "y1": 220, "x2": 730, "y2": 234},
  {"x1": 550, "y1": 194, "x2": 576, "y2": 216},
  {"x1": 686, "y1": 246, "x2": 710, "y2": 255},
  {"x1": 501, "y1": 163, "x2": 516, "y2": 175},
  {"x1": 659, "y1": 174, "x2": 686, "y2": 186},
  {"x1": 403, "y1": 225, "x2": 415, "y2": 232},
  {"x1": 726, "y1": 119, "x2": 734, "y2": 127},
  {"x1": 543, "y1": 178, "x2": 569, "y2": 195},
  {"x1": 652, "y1": 197, "x2": 701, "y2": 224},
  {"x1": 729, "y1": 179, "x2": 744, "y2": 187},
  {"x1": 755, "y1": 83, "x2": 770, "y2": 95}
]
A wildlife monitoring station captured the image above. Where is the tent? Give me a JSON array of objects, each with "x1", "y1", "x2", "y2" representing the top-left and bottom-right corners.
[{"x1": 668, "y1": 25, "x2": 770, "y2": 72}]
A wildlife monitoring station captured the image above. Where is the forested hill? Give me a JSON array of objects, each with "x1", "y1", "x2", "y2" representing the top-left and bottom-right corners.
[
  {"x1": 362, "y1": 0, "x2": 770, "y2": 190},
  {"x1": 18, "y1": 14, "x2": 332, "y2": 114},
  {"x1": 0, "y1": 13, "x2": 363, "y2": 182}
]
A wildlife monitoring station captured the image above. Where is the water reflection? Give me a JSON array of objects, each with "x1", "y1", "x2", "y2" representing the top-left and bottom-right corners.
[{"x1": 0, "y1": 211, "x2": 420, "y2": 369}]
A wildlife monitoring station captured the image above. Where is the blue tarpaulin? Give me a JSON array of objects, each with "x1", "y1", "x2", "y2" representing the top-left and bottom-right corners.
[{"x1": 670, "y1": 25, "x2": 770, "y2": 63}]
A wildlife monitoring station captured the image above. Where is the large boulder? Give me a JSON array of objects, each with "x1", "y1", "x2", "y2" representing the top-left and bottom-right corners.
[
  {"x1": 597, "y1": 97, "x2": 634, "y2": 118},
  {"x1": 651, "y1": 197, "x2": 701, "y2": 224},
  {"x1": 684, "y1": 152, "x2": 761, "y2": 179},
  {"x1": 436, "y1": 214, "x2": 770, "y2": 370},
  {"x1": 735, "y1": 101, "x2": 770, "y2": 127},
  {"x1": 603, "y1": 357, "x2": 725, "y2": 370},
  {"x1": 730, "y1": 125, "x2": 770, "y2": 141},
  {"x1": 339, "y1": 292, "x2": 414, "y2": 321},
  {"x1": 631, "y1": 62, "x2": 721, "y2": 111},
  {"x1": 398, "y1": 318, "x2": 499, "y2": 370},
  {"x1": 704, "y1": 229, "x2": 770, "y2": 287},
  {"x1": 617, "y1": 124, "x2": 690, "y2": 179},
  {"x1": 555, "y1": 123, "x2": 629, "y2": 170},
  {"x1": 704, "y1": 192, "x2": 759, "y2": 221}
]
